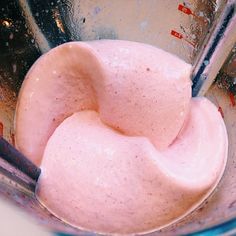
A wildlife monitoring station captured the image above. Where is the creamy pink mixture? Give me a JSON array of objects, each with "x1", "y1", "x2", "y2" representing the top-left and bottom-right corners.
[{"x1": 15, "y1": 40, "x2": 228, "y2": 235}]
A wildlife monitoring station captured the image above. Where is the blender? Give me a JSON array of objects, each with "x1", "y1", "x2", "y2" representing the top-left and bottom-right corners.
[{"x1": 0, "y1": 0, "x2": 236, "y2": 235}]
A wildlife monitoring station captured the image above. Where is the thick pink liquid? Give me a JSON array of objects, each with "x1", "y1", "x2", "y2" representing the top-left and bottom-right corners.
[{"x1": 15, "y1": 40, "x2": 228, "y2": 235}]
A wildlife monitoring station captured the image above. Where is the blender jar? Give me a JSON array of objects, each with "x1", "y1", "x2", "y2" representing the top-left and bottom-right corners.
[{"x1": 0, "y1": 0, "x2": 236, "y2": 235}]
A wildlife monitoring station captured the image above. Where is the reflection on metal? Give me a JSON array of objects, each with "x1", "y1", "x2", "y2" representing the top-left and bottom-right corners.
[
  {"x1": 53, "y1": 9, "x2": 65, "y2": 33},
  {"x1": 223, "y1": 44, "x2": 236, "y2": 78},
  {"x1": 0, "y1": 19, "x2": 12, "y2": 28},
  {"x1": 19, "y1": 0, "x2": 50, "y2": 53},
  {"x1": 216, "y1": 44, "x2": 236, "y2": 95},
  {"x1": 192, "y1": 0, "x2": 236, "y2": 97}
]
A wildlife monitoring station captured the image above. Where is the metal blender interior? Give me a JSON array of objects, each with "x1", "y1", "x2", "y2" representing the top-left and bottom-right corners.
[{"x1": 0, "y1": 0, "x2": 236, "y2": 235}]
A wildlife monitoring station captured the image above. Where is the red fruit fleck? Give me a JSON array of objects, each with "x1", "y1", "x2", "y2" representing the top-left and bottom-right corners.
[{"x1": 218, "y1": 106, "x2": 224, "y2": 118}]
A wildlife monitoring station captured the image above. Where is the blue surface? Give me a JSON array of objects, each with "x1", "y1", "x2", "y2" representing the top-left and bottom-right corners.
[{"x1": 55, "y1": 218, "x2": 236, "y2": 236}]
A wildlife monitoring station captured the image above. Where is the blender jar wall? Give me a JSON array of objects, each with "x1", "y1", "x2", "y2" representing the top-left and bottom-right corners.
[{"x1": 0, "y1": 0, "x2": 236, "y2": 235}]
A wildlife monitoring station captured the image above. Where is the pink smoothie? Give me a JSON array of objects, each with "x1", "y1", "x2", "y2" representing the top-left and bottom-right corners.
[
  {"x1": 14, "y1": 40, "x2": 228, "y2": 235},
  {"x1": 15, "y1": 40, "x2": 191, "y2": 165}
]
